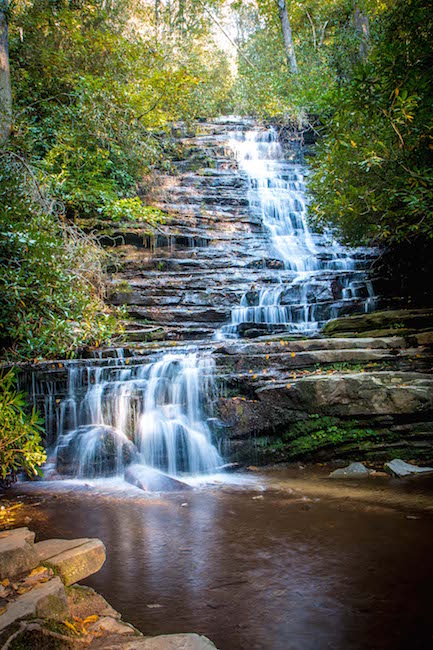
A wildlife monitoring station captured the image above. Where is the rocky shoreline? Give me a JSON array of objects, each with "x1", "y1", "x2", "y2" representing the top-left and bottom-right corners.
[{"x1": 0, "y1": 528, "x2": 217, "y2": 649}]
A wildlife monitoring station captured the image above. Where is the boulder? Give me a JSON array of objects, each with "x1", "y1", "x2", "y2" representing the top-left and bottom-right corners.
[
  {"x1": 36, "y1": 538, "x2": 106, "y2": 586},
  {"x1": 0, "y1": 577, "x2": 67, "y2": 631},
  {"x1": 125, "y1": 464, "x2": 192, "y2": 492},
  {"x1": 56, "y1": 424, "x2": 137, "y2": 477},
  {"x1": 110, "y1": 634, "x2": 218, "y2": 650},
  {"x1": 67, "y1": 584, "x2": 121, "y2": 620},
  {"x1": 0, "y1": 528, "x2": 38, "y2": 580},
  {"x1": 329, "y1": 462, "x2": 370, "y2": 479},
  {"x1": 384, "y1": 459, "x2": 433, "y2": 478}
]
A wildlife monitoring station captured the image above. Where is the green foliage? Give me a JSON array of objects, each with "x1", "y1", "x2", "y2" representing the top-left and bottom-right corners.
[
  {"x1": 102, "y1": 198, "x2": 167, "y2": 226},
  {"x1": 1, "y1": 0, "x2": 234, "y2": 359},
  {"x1": 0, "y1": 155, "x2": 122, "y2": 359},
  {"x1": 0, "y1": 369, "x2": 46, "y2": 481},
  {"x1": 308, "y1": 0, "x2": 433, "y2": 245},
  {"x1": 285, "y1": 414, "x2": 383, "y2": 457}
]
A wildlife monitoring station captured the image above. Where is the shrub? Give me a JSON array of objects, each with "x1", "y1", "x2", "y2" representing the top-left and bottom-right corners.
[{"x1": 0, "y1": 370, "x2": 46, "y2": 486}]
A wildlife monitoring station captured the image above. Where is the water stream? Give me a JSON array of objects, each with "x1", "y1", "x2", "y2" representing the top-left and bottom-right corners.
[
  {"x1": 44, "y1": 351, "x2": 221, "y2": 479},
  {"x1": 221, "y1": 127, "x2": 376, "y2": 337},
  {"x1": 27, "y1": 123, "x2": 376, "y2": 481}
]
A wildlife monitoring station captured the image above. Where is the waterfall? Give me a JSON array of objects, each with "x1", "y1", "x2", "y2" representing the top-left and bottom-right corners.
[
  {"x1": 221, "y1": 127, "x2": 377, "y2": 337},
  {"x1": 51, "y1": 352, "x2": 222, "y2": 479}
]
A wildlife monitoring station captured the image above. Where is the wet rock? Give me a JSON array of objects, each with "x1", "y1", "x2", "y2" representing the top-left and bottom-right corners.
[
  {"x1": 323, "y1": 308, "x2": 433, "y2": 338},
  {"x1": 0, "y1": 576, "x2": 67, "y2": 631},
  {"x1": 384, "y1": 459, "x2": 433, "y2": 478},
  {"x1": 56, "y1": 425, "x2": 138, "y2": 477},
  {"x1": 37, "y1": 538, "x2": 106, "y2": 586},
  {"x1": 125, "y1": 464, "x2": 192, "y2": 492},
  {"x1": 0, "y1": 528, "x2": 38, "y2": 580},
  {"x1": 329, "y1": 463, "x2": 370, "y2": 479}
]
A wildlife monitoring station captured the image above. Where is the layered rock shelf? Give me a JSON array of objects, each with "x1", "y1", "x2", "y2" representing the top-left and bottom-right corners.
[{"x1": 11, "y1": 119, "x2": 433, "y2": 469}]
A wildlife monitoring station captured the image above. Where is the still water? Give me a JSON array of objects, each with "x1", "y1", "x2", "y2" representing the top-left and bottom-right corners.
[{"x1": 11, "y1": 468, "x2": 433, "y2": 650}]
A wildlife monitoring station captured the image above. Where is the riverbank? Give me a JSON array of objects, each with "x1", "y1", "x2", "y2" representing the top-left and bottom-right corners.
[{"x1": 3, "y1": 467, "x2": 433, "y2": 650}]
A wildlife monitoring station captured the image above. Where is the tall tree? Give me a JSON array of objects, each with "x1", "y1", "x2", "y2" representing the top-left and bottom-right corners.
[
  {"x1": 0, "y1": 0, "x2": 12, "y2": 146},
  {"x1": 277, "y1": 0, "x2": 297, "y2": 73}
]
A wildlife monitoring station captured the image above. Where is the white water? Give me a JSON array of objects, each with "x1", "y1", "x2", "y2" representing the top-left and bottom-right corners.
[
  {"x1": 54, "y1": 352, "x2": 222, "y2": 478},
  {"x1": 221, "y1": 128, "x2": 376, "y2": 336}
]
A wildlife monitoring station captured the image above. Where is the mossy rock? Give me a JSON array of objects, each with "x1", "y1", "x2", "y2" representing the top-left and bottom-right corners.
[{"x1": 323, "y1": 308, "x2": 433, "y2": 338}]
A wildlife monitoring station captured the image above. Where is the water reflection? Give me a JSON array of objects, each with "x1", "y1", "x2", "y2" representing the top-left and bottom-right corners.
[{"x1": 17, "y1": 477, "x2": 433, "y2": 650}]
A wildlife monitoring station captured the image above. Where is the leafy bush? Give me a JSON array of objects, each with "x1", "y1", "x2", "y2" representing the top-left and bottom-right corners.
[
  {"x1": 0, "y1": 370, "x2": 46, "y2": 484},
  {"x1": 102, "y1": 198, "x2": 167, "y2": 226},
  {"x1": 0, "y1": 154, "x2": 122, "y2": 359},
  {"x1": 308, "y1": 0, "x2": 433, "y2": 245}
]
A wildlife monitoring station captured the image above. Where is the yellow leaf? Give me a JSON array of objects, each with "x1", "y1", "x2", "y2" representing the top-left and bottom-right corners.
[
  {"x1": 63, "y1": 620, "x2": 80, "y2": 635},
  {"x1": 1, "y1": 579, "x2": 10, "y2": 587},
  {"x1": 249, "y1": 369, "x2": 252, "y2": 374},
  {"x1": 350, "y1": 140, "x2": 357, "y2": 148},
  {"x1": 252, "y1": 374, "x2": 257, "y2": 379},
  {"x1": 395, "y1": 88, "x2": 399, "y2": 96},
  {"x1": 291, "y1": 352, "x2": 296, "y2": 358},
  {"x1": 286, "y1": 384, "x2": 291, "y2": 389},
  {"x1": 0, "y1": 607, "x2": 7, "y2": 616},
  {"x1": 83, "y1": 614, "x2": 99, "y2": 625}
]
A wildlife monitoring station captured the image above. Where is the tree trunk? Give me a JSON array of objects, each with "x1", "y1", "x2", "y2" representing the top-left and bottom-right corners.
[
  {"x1": 353, "y1": 4, "x2": 370, "y2": 60},
  {"x1": 0, "y1": 4, "x2": 12, "y2": 146},
  {"x1": 277, "y1": 0, "x2": 297, "y2": 74}
]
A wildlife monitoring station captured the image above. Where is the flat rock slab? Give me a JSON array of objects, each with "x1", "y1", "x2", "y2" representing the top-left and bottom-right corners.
[
  {"x1": 329, "y1": 462, "x2": 370, "y2": 479},
  {"x1": 89, "y1": 616, "x2": 137, "y2": 636},
  {"x1": 384, "y1": 459, "x2": 433, "y2": 478},
  {"x1": 36, "y1": 538, "x2": 106, "y2": 586},
  {"x1": 0, "y1": 576, "x2": 67, "y2": 631},
  {"x1": 36, "y1": 537, "x2": 94, "y2": 563},
  {"x1": 104, "y1": 634, "x2": 218, "y2": 650},
  {"x1": 125, "y1": 465, "x2": 193, "y2": 492},
  {"x1": 0, "y1": 527, "x2": 38, "y2": 580},
  {"x1": 67, "y1": 584, "x2": 121, "y2": 620}
]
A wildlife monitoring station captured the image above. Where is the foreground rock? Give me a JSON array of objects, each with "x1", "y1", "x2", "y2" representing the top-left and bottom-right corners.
[
  {"x1": 0, "y1": 527, "x2": 218, "y2": 649},
  {"x1": 0, "y1": 527, "x2": 38, "y2": 580},
  {"x1": 0, "y1": 576, "x2": 67, "y2": 631},
  {"x1": 329, "y1": 462, "x2": 370, "y2": 479},
  {"x1": 384, "y1": 459, "x2": 433, "y2": 478},
  {"x1": 36, "y1": 537, "x2": 106, "y2": 586},
  {"x1": 125, "y1": 464, "x2": 192, "y2": 492},
  {"x1": 105, "y1": 634, "x2": 218, "y2": 649}
]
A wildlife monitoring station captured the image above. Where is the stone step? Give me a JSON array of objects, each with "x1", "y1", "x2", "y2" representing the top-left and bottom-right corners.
[
  {"x1": 0, "y1": 576, "x2": 67, "y2": 631},
  {"x1": 214, "y1": 346, "x2": 423, "y2": 373},
  {"x1": 35, "y1": 537, "x2": 106, "y2": 586},
  {"x1": 127, "y1": 306, "x2": 230, "y2": 324},
  {"x1": 0, "y1": 528, "x2": 38, "y2": 580}
]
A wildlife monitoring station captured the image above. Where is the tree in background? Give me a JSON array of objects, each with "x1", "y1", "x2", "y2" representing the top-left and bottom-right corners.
[
  {"x1": 277, "y1": 0, "x2": 297, "y2": 73},
  {"x1": 309, "y1": 0, "x2": 433, "y2": 247},
  {"x1": 0, "y1": 0, "x2": 12, "y2": 145}
]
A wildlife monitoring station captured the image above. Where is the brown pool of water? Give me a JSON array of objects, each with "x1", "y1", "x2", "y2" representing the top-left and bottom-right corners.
[{"x1": 7, "y1": 468, "x2": 433, "y2": 650}]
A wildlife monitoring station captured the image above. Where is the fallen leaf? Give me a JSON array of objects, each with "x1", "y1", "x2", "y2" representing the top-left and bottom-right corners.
[
  {"x1": 64, "y1": 620, "x2": 80, "y2": 635},
  {"x1": 83, "y1": 614, "x2": 99, "y2": 625}
]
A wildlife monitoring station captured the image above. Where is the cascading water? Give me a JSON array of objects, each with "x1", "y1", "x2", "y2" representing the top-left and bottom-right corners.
[
  {"x1": 51, "y1": 352, "x2": 222, "y2": 479},
  {"x1": 221, "y1": 127, "x2": 377, "y2": 336}
]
